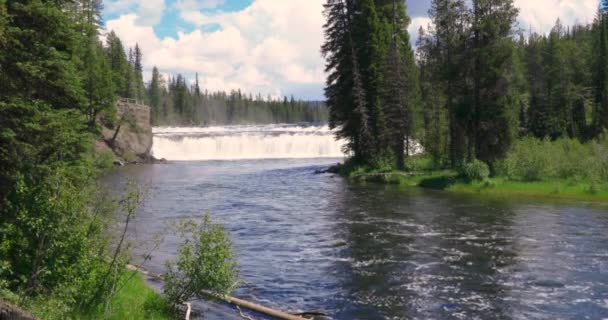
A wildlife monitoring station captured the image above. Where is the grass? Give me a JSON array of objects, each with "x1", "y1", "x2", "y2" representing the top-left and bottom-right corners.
[
  {"x1": 447, "y1": 178, "x2": 608, "y2": 202},
  {"x1": 349, "y1": 168, "x2": 608, "y2": 203},
  {"x1": 1, "y1": 272, "x2": 172, "y2": 320},
  {"x1": 83, "y1": 272, "x2": 172, "y2": 320}
]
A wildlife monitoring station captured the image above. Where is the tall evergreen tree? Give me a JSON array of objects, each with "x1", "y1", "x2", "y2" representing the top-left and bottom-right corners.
[
  {"x1": 105, "y1": 31, "x2": 129, "y2": 98},
  {"x1": 427, "y1": 0, "x2": 470, "y2": 166},
  {"x1": 470, "y1": 0, "x2": 519, "y2": 171},
  {"x1": 594, "y1": 9, "x2": 608, "y2": 133},
  {"x1": 149, "y1": 66, "x2": 163, "y2": 124},
  {"x1": 378, "y1": 0, "x2": 420, "y2": 168},
  {"x1": 133, "y1": 43, "x2": 146, "y2": 102},
  {"x1": 82, "y1": 39, "x2": 115, "y2": 130},
  {"x1": 322, "y1": 0, "x2": 373, "y2": 161}
]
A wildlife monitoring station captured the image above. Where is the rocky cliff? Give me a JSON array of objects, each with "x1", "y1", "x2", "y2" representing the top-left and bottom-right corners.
[{"x1": 96, "y1": 99, "x2": 156, "y2": 164}]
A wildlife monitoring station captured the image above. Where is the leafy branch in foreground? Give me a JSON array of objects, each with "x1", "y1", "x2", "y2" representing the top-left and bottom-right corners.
[{"x1": 163, "y1": 214, "x2": 238, "y2": 309}]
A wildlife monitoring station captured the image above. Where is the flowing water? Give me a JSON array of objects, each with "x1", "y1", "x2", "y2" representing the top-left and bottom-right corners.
[{"x1": 106, "y1": 125, "x2": 608, "y2": 320}]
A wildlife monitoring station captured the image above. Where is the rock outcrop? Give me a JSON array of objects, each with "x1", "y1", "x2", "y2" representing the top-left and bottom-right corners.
[{"x1": 97, "y1": 99, "x2": 157, "y2": 164}]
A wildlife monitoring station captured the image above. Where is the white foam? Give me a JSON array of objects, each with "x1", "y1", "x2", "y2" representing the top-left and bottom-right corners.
[{"x1": 152, "y1": 124, "x2": 348, "y2": 161}]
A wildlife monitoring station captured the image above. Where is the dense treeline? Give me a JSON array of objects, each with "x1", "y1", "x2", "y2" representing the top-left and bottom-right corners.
[
  {"x1": 322, "y1": 0, "x2": 420, "y2": 169},
  {"x1": 0, "y1": 0, "x2": 143, "y2": 318},
  {"x1": 324, "y1": 0, "x2": 608, "y2": 174},
  {"x1": 103, "y1": 34, "x2": 328, "y2": 125},
  {"x1": 147, "y1": 70, "x2": 329, "y2": 126},
  {"x1": 0, "y1": 1, "x2": 239, "y2": 317}
]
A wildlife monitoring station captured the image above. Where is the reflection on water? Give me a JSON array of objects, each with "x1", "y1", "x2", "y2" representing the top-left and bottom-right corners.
[{"x1": 106, "y1": 159, "x2": 608, "y2": 319}]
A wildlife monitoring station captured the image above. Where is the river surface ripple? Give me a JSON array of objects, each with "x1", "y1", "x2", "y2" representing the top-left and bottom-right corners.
[{"x1": 107, "y1": 159, "x2": 608, "y2": 320}]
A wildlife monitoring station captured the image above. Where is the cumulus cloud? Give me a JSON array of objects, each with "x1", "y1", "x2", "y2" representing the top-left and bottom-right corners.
[
  {"x1": 104, "y1": 0, "x2": 165, "y2": 26},
  {"x1": 408, "y1": 17, "x2": 433, "y2": 46},
  {"x1": 104, "y1": 0, "x2": 598, "y2": 99},
  {"x1": 515, "y1": 0, "x2": 597, "y2": 34},
  {"x1": 105, "y1": 0, "x2": 326, "y2": 99}
]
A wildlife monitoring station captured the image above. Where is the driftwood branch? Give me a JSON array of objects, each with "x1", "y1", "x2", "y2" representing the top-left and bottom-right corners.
[
  {"x1": 184, "y1": 302, "x2": 191, "y2": 320},
  {"x1": 126, "y1": 264, "x2": 314, "y2": 320}
]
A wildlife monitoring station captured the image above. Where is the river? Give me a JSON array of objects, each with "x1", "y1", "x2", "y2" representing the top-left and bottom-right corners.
[{"x1": 106, "y1": 125, "x2": 608, "y2": 320}]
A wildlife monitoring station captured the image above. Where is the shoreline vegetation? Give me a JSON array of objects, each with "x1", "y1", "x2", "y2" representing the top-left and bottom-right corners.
[
  {"x1": 334, "y1": 137, "x2": 608, "y2": 203},
  {"x1": 344, "y1": 169, "x2": 608, "y2": 203},
  {"x1": 321, "y1": 0, "x2": 608, "y2": 206}
]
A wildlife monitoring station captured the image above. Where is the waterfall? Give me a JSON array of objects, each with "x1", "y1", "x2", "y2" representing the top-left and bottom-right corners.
[{"x1": 152, "y1": 124, "x2": 347, "y2": 161}]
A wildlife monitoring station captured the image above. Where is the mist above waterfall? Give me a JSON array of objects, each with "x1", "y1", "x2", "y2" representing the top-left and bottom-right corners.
[{"x1": 152, "y1": 124, "x2": 347, "y2": 161}]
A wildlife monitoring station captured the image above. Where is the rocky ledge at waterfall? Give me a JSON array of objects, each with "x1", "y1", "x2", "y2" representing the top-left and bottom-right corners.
[{"x1": 96, "y1": 99, "x2": 166, "y2": 165}]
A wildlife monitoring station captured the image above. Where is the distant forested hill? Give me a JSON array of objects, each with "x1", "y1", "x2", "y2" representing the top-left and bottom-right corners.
[{"x1": 146, "y1": 71, "x2": 328, "y2": 126}]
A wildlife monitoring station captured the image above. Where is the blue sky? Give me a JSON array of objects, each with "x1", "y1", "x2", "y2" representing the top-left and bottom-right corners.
[{"x1": 102, "y1": 0, "x2": 598, "y2": 100}]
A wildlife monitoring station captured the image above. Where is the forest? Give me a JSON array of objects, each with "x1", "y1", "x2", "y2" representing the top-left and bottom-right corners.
[
  {"x1": 0, "y1": 1, "x2": 235, "y2": 319},
  {"x1": 146, "y1": 70, "x2": 328, "y2": 126},
  {"x1": 106, "y1": 31, "x2": 328, "y2": 127},
  {"x1": 324, "y1": 0, "x2": 608, "y2": 196},
  {"x1": 3, "y1": 0, "x2": 608, "y2": 318}
]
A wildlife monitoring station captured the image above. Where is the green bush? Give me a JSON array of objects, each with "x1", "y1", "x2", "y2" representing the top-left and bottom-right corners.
[
  {"x1": 497, "y1": 137, "x2": 608, "y2": 182},
  {"x1": 164, "y1": 215, "x2": 238, "y2": 309},
  {"x1": 497, "y1": 138, "x2": 555, "y2": 181},
  {"x1": 460, "y1": 160, "x2": 490, "y2": 182}
]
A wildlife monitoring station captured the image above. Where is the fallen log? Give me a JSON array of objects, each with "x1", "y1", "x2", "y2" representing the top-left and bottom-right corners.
[
  {"x1": 0, "y1": 300, "x2": 37, "y2": 320},
  {"x1": 126, "y1": 264, "x2": 314, "y2": 320}
]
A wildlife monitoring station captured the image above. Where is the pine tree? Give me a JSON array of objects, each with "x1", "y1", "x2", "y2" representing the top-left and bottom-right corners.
[
  {"x1": 148, "y1": 66, "x2": 163, "y2": 124},
  {"x1": 322, "y1": 0, "x2": 373, "y2": 161},
  {"x1": 378, "y1": 0, "x2": 420, "y2": 168},
  {"x1": 470, "y1": 0, "x2": 519, "y2": 172},
  {"x1": 82, "y1": 39, "x2": 115, "y2": 130},
  {"x1": 105, "y1": 31, "x2": 130, "y2": 98},
  {"x1": 417, "y1": 26, "x2": 450, "y2": 165},
  {"x1": 133, "y1": 43, "x2": 146, "y2": 102},
  {"x1": 594, "y1": 9, "x2": 608, "y2": 133},
  {"x1": 353, "y1": 0, "x2": 389, "y2": 155},
  {"x1": 427, "y1": 0, "x2": 469, "y2": 166}
]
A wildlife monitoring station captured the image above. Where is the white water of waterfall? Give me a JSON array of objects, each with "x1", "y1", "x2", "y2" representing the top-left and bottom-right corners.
[{"x1": 152, "y1": 125, "x2": 347, "y2": 161}]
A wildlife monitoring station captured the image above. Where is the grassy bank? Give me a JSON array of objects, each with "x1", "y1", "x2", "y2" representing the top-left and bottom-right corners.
[
  {"x1": 336, "y1": 137, "x2": 608, "y2": 202},
  {"x1": 82, "y1": 272, "x2": 171, "y2": 320},
  {"x1": 346, "y1": 169, "x2": 608, "y2": 202},
  {"x1": 2, "y1": 272, "x2": 172, "y2": 320},
  {"x1": 338, "y1": 143, "x2": 608, "y2": 203}
]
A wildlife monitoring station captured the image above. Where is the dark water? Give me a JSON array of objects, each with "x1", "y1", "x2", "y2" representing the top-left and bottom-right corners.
[{"x1": 107, "y1": 159, "x2": 608, "y2": 320}]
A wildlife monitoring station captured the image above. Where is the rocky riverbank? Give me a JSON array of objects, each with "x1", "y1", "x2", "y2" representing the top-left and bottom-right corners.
[{"x1": 96, "y1": 99, "x2": 165, "y2": 165}]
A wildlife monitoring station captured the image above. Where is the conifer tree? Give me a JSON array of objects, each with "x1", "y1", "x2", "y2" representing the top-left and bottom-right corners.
[
  {"x1": 594, "y1": 9, "x2": 608, "y2": 133},
  {"x1": 378, "y1": 0, "x2": 420, "y2": 168},
  {"x1": 105, "y1": 31, "x2": 130, "y2": 97},
  {"x1": 427, "y1": 0, "x2": 469, "y2": 166},
  {"x1": 148, "y1": 66, "x2": 163, "y2": 124},
  {"x1": 82, "y1": 39, "x2": 115, "y2": 130},
  {"x1": 322, "y1": 0, "x2": 373, "y2": 161},
  {"x1": 470, "y1": 0, "x2": 519, "y2": 171},
  {"x1": 134, "y1": 43, "x2": 146, "y2": 102}
]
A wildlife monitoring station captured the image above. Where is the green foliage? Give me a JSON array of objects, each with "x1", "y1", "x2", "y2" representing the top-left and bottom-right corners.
[
  {"x1": 322, "y1": 0, "x2": 419, "y2": 166},
  {"x1": 150, "y1": 73, "x2": 328, "y2": 126},
  {"x1": 497, "y1": 137, "x2": 608, "y2": 182},
  {"x1": 164, "y1": 215, "x2": 238, "y2": 308},
  {"x1": 459, "y1": 160, "x2": 490, "y2": 182},
  {"x1": 594, "y1": 11, "x2": 608, "y2": 134},
  {"x1": 0, "y1": 2, "x2": 158, "y2": 317},
  {"x1": 83, "y1": 38, "x2": 116, "y2": 130},
  {"x1": 83, "y1": 272, "x2": 171, "y2": 320}
]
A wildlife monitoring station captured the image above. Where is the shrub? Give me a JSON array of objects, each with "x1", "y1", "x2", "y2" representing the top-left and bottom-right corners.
[
  {"x1": 497, "y1": 138, "x2": 555, "y2": 181},
  {"x1": 497, "y1": 137, "x2": 608, "y2": 182},
  {"x1": 460, "y1": 160, "x2": 490, "y2": 182},
  {"x1": 164, "y1": 215, "x2": 238, "y2": 309}
]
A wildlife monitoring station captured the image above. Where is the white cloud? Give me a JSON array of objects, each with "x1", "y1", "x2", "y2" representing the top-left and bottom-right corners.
[
  {"x1": 409, "y1": 17, "x2": 432, "y2": 46},
  {"x1": 105, "y1": 0, "x2": 598, "y2": 99},
  {"x1": 105, "y1": 0, "x2": 326, "y2": 99},
  {"x1": 515, "y1": 0, "x2": 597, "y2": 34},
  {"x1": 104, "y1": 0, "x2": 165, "y2": 26}
]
